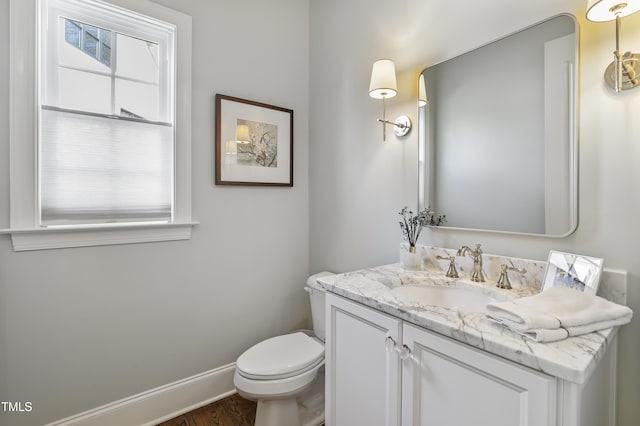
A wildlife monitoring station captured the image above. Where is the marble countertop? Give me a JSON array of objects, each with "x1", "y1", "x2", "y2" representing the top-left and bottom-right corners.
[{"x1": 317, "y1": 263, "x2": 618, "y2": 384}]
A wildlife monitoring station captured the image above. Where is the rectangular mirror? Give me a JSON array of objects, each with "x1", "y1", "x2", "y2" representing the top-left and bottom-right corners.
[{"x1": 419, "y1": 14, "x2": 578, "y2": 237}]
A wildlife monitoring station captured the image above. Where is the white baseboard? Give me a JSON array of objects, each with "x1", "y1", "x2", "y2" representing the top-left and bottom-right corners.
[{"x1": 45, "y1": 363, "x2": 237, "y2": 426}]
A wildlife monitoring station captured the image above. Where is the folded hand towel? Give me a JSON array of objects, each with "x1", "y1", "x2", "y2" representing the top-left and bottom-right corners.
[
  {"x1": 486, "y1": 286, "x2": 633, "y2": 342},
  {"x1": 487, "y1": 314, "x2": 570, "y2": 342},
  {"x1": 565, "y1": 315, "x2": 632, "y2": 336},
  {"x1": 486, "y1": 303, "x2": 561, "y2": 331},
  {"x1": 490, "y1": 316, "x2": 633, "y2": 343}
]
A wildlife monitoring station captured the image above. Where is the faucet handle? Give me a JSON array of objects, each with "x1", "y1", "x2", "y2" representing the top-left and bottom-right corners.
[
  {"x1": 436, "y1": 255, "x2": 459, "y2": 278},
  {"x1": 496, "y1": 264, "x2": 527, "y2": 289}
]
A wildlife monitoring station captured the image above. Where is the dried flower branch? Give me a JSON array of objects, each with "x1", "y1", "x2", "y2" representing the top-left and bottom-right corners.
[{"x1": 398, "y1": 206, "x2": 446, "y2": 247}]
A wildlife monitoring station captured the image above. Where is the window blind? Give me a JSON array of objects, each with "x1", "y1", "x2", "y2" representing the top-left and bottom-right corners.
[{"x1": 40, "y1": 107, "x2": 173, "y2": 226}]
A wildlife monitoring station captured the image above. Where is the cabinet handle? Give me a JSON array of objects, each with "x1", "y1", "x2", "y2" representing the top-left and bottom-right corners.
[
  {"x1": 398, "y1": 344, "x2": 412, "y2": 361},
  {"x1": 385, "y1": 336, "x2": 413, "y2": 361},
  {"x1": 385, "y1": 336, "x2": 397, "y2": 353}
]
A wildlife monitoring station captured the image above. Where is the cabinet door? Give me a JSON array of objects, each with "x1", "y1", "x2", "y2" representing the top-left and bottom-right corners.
[
  {"x1": 402, "y1": 323, "x2": 556, "y2": 426},
  {"x1": 325, "y1": 294, "x2": 402, "y2": 426}
]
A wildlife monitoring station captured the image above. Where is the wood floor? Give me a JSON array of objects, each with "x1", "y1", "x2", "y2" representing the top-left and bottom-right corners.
[{"x1": 156, "y1": 393, "x2": 256, "y2": 426}]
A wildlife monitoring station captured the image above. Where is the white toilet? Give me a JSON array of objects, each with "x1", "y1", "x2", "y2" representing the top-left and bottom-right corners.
[{"x1": 234, "y1": 272, "x2": 332, "y2": 426}]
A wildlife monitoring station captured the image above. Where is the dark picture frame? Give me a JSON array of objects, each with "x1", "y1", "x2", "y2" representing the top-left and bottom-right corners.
[{"x1": 215, "y1": 94, "x2": 293, "y2": 186}]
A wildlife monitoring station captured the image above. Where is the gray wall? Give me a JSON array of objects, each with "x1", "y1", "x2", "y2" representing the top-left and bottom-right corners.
[
  {"x1": 0, "y1": 1, "x2": 309, "y2": 425},
  {"x1": 309, "y1": 1, "x2": 640, "y2": 425},
  {"x1": 2, "y1": 0, "x2": 640, "y2": 425}
]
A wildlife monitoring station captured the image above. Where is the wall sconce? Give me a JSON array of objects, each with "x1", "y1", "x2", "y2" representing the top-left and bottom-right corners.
[
  {"x1": 586, "y1": 0, "x2": 640, "y2": 92},
  {"x1": 369, "y1": 59, "x2": 412, "y2": 141}
]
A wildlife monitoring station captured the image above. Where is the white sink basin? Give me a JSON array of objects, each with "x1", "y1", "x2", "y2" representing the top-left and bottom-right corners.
[{"x1": 390, "y1": 285, "x2": 508, "y2": 312}]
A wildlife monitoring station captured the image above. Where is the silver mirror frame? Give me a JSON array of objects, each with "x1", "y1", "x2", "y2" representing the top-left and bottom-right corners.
[{"x1": 418, "y1": 13, "x2": 579, "y2": 238}]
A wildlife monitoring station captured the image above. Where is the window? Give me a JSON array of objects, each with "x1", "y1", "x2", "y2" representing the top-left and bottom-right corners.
[
  {"x1": 64, "y1": 19, "x2": 112, "y2": 67},
  {"x1": 7, "y1": 0, "x2": 194, "y2": 250},
  {"x1": 40, "y1": 1, "x2": 173, "y2": 226}
]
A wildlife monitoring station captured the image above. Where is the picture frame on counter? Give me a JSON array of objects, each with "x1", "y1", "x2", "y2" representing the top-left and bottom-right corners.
[{"x1": 542, "y1": 250, "x2": 603, "y2": 295}]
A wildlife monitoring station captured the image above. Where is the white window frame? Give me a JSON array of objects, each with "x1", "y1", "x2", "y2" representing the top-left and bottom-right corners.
[
  {"x1": 6, "y1": 0, "x2": 195, "y2": 251},
  {"x1": 43, "y1": 1, "x2": 172, "y2": 121}
]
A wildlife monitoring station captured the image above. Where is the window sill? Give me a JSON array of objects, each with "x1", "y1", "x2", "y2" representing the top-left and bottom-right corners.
[{"x1": 0, "y1": 222, "x2": 198, "y2": 251}]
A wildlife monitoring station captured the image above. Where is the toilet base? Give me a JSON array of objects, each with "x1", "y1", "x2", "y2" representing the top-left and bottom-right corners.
[
  {"x1": 255, "y1": 398, "x2": 300, "y2": 426},
  {"x1": 297, "y1": 369, "x2": 325, "y2": 426},
  {"x1": 240, "y1": 369, "x2": 325, "y2": 426}
]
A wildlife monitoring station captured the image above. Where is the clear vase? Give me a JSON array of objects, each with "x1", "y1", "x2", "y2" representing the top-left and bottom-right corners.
[{"x1": 400, "y1": 245, "x2": 422, "y2": 270}]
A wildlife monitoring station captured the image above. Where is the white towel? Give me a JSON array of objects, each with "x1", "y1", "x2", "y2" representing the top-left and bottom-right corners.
[
  {"x1": 486, "y1": 286, "x2": 633, "y2": 342},
  {"x1": 521, "y1": 328, "x2": 569, "y2": 343}
]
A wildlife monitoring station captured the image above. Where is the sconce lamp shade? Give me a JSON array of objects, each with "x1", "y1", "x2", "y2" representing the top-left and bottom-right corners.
[
  {"x1": 586, "y1": 0, "x2": 640, "y2": 21},
  {"x1": 235, "y1": 124, "x2": 250, "y2": 143},
  {"x1": 418, "y1": 74, "x2": 428, "y2": 107},
  {"x1": 369, "y1": 59, "x2": 398, "y2": 99}
]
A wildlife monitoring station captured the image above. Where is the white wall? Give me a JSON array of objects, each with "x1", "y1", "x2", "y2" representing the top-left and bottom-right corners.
[
  {"x1": 3, "y1": 0, "x2": 639, "y2": 424},
  {"x1": 309, "y1": 0, "x2": 640, "y2": 425},
  {"x1": 0, "y1": 1, "x2": 309, "y2": 425}
]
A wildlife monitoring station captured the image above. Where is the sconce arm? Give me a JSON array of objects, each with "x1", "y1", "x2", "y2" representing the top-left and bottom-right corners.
[
  {"x1": 376, "y1": 115, "x2": 412, "y2": 138},
  {"x1": 377, "y1": 118, "x2": 409, "y2": 129}
]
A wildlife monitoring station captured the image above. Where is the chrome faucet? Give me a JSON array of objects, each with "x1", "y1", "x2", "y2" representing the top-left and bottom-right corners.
[
  {"x1": 457, "y1": 244, "x2": 485, "y2": 282},
  {"x1": 436, "y1": 255, "x2": 459, "y2": 278},
  {"x1": 496, "y1": 264, "x2": 527, "y2": 290}
]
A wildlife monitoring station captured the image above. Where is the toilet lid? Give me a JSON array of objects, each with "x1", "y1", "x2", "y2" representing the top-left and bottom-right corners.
[{"x1": 237, "y1": 332, "x2": 324, "y2": 380}]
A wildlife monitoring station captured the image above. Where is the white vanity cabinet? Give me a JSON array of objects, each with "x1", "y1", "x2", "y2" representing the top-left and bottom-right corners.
[
  {"x1": 326, "y1": 292, "x2": 618, "y2": 426},
  {"x1": 325, "y1": 293, "x2": 554, "y2": 426},
  {"x1": 321, "y1": 262, "x2": 623, "y2": 426},
  {"x1": 401, "y1": 322, "x2": 555, "y2": 426},
  {"x1": 325, "y1": 292, "x2": 403, "y2": 425}
]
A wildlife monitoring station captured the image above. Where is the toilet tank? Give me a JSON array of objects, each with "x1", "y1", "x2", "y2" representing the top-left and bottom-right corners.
[{"x1": 305, "y1": 272, "x2": 333, "y2": 342}]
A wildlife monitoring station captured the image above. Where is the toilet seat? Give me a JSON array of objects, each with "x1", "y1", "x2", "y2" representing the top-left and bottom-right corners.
[
  {"x1": 236, "y1": 332, "x2": 324, "y2": 380},
  {"x1": 234, "y1": 332, "x2": 325, "y2": 398},
  {"x1": 234, "y1": 361, "x2": 324, "y2": 399}
]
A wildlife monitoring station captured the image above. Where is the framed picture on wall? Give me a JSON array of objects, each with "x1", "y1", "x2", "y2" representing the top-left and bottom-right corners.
[
  {"x1": 215, "y1": 94, "x2": 293, "y2": 186},
  {"x1": 542, "y1": 250, "x2": 604, "y2": 295}
]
